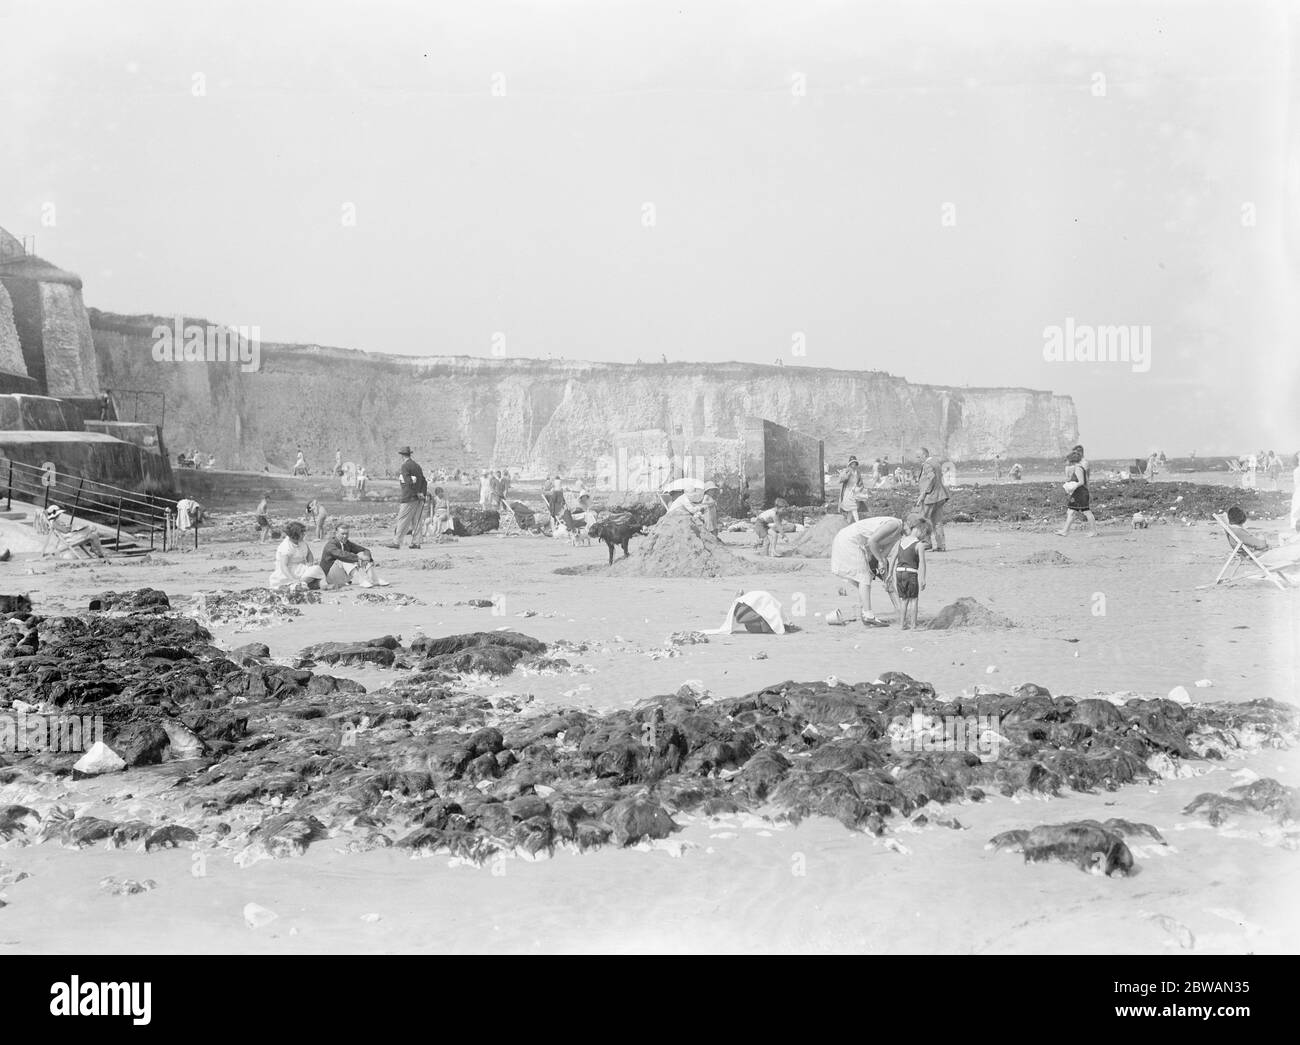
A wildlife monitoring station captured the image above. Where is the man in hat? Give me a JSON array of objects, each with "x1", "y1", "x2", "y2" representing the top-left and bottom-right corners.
[
  {"x1": 392, "y1": 446, "x2": 427, "y2": 549},
  {"x1": 915, "y1": 447, "x2": 949, "y2": 551}
]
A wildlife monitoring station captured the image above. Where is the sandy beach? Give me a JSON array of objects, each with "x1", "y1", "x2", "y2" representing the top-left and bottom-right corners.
[{"x1": 2, "y1": 509, "x2": 1296, "y2": 954}]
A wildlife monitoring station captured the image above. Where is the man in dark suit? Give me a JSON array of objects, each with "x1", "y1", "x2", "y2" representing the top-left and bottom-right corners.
[{"x1": 392, "y1": 446, "x2": 427, "y2": 549}]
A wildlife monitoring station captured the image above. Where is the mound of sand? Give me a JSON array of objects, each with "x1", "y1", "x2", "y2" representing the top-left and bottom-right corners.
[
  {"x1": 1019, "y1": 550, "x2": 1073, "y2": 566},
  {"x1": 606, "y1": 511, "x2": 748, "y2": 577},
  {"x1": 556, "y1": 511, "x2": 804, "y2": 577},
  {"x1": 782, "y1": 514, "x2": 846, "y2": 558},
  {"x1": 923, "y1": 596, "x2": 1016, "y2": 630}
]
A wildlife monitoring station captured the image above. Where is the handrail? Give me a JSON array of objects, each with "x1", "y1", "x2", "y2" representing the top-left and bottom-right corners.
[
  {"x1": 2, "y1": 458, "x2": 173, "y2": 515},
  {"x1": 1, "y1": 456, "x2": 182, "y2": 552}
]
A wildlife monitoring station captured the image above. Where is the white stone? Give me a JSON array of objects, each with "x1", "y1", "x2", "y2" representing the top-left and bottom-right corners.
[
  {"x1": 243, "y1": 903, "x2": 278, "y2": 929},
  {"x1": 73, "y1": 741, "x2": 125, "y2": 775},
  {"x1": 1168, "y1": 685, "x2": 1192, "y2": 704}
]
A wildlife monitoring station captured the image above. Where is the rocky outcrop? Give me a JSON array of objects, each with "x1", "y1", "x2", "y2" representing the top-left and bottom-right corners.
[{"x1": 89, "y1": 309, "x2": 1078, "y2": 474}]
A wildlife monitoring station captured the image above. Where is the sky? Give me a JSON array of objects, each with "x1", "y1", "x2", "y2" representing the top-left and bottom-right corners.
[{"x1": 2, "y1": 0, "x2": 1296, "y2": 456}]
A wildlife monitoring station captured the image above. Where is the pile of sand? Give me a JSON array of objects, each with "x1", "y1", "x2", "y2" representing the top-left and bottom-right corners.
[
  {"x1": 923, "y1": 596, "x2": 1016, "y2": 630},
  {"x1": 782, "y1": 514, "x2": 846, "y2": 558},
  {"x1": 556, "y1": 512, "x2": 805, "y2": 577},
  {"x1": 606, "y1": 511, "x2": 748, "y2": 578}
]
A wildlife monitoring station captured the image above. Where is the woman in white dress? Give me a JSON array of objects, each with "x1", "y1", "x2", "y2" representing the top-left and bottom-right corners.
[
  {"x1": 268, "y1": 521, "x2": 326, "y2": 590},
  {"x1": 830, "y1": 515, "x2": 905, "y2": 626}
]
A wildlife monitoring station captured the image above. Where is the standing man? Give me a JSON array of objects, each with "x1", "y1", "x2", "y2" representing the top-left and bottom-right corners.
[
  {"x1": 916, "y1": 447, "x2": 949, "y2": 552},
  {"x1": 393, "y1": 445, "x2": 427, "y2": 549}
]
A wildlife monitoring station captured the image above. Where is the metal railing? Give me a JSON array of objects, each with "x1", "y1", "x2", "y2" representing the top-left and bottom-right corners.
[{"x1": 2, "y1": 458, "x2": 186, "y2": 552}]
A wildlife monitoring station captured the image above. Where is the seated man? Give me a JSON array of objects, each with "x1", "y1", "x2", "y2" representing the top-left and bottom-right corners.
[
  {"x1": 45, "y1": 505, "x2": 107, "y2": 558},
  {"x1": 319, "y1": 523, "x2": 389, "y2": 588}
]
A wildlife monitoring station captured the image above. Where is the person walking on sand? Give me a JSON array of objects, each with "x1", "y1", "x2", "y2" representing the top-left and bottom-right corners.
[
  {"x1": 254, "y1": 494, "x2": 272, "y2": 544},
  {"x1": 829, "y1": 515, "x2": 905, "y2": 627},
  {"x1": 391, "y1": 445, "x2": 427, "y2": 549},
  {"x1": 293, "y1": 449, "x2": 308, "y2": 477},
  {"x1": 838, "y1": 457, "x2": 864, "y2": 521},
  {"x1": 1056, "y1": 448, "x2": 1097, "y2": 537},
  {"x1": 915, "y1": 447, "x2": 949, "y2": 551}
]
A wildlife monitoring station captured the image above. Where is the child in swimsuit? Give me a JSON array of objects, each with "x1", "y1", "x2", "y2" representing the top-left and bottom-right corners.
[
  {"x1": 752, "y1": 498, "x2": 790, "y2": 556},
  {"x1": 894, "y1": 518, "x2": 930, "y2": 629}
]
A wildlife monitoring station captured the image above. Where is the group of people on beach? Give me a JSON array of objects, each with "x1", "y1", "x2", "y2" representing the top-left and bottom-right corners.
[{"x1": 267, "y1": 519, "x2": 390, "y2": 591}]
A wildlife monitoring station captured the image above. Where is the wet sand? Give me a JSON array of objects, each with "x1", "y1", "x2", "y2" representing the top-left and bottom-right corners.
[{"x1": 2, "y1": 514, "x2": 1297, "y2": 953}]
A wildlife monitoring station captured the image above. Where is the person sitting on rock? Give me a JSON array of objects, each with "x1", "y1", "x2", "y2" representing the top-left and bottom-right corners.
[
  {"x1": 425, "y1": 486, "x2": 451, "y2": 539},
  {"x1": 320, "y1": 522, "x2": 389, "y2": 588}
]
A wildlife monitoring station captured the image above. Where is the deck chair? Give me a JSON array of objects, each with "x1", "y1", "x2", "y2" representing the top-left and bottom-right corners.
[
  {"x1": 1209, "y1": 513, "x2": 1288, "y2": 589},
  {"x1": 1226, "y1": 459, "x2": 1243, "y2": 474},
  {"x1": 33, "y1": 510, "x2": 96, "y2": 559}
]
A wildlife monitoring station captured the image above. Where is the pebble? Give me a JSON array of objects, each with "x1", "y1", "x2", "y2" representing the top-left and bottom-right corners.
[{"x1": 243, "y1": 903, "x2": 278, "y2": 929}]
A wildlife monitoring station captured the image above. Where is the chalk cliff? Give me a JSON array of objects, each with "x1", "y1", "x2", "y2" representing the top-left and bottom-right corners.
[{"x1": 89, "y1": 310, "x2": 1078, "y2": 474}]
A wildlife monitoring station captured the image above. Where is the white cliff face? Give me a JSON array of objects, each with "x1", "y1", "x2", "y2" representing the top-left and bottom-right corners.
[
  {"x1": 39, "y1": 282, "x2": 99, "y2": 396},
  {"x1": 90, "y1": 313, "x2": 1079, "y2": 473},
  {"x1": 0, "y1": 283, "x2": 26, "y2": 379}
]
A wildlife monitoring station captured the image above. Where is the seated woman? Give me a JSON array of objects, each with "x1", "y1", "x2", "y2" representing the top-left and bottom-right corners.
[
  {"x1": 268, "y1": 521, "x2": 326, "y2": 590},
  {"x1": 44, "y1": 505, "x2": 107, "y2": 558},
  {"x1": 425, "y1": 486, "x2": 452, "y2": 539}
]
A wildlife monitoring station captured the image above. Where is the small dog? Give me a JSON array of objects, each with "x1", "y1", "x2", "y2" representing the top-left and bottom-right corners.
[
  {"x1": 561, "y1": 509, "x2": 591, "y2": 546},
  {"x1": 1131, "y1": 512, "x2": 1149, "y2": 529}
]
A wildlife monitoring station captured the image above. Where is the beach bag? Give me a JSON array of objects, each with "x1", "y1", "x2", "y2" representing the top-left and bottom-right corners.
[{"x1": 1062, "y1": 481, "x2": 1080, "y2": 494}]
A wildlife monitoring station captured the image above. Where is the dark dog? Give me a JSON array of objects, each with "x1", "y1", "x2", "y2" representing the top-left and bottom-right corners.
[{"x1": 588, "y1": 516, "x2": 647, "y2": 565}]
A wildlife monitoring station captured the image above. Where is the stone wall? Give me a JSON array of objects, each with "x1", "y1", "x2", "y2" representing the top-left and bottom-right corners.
[
  {"x1": 743, "y1": 418, "x2": 824, "y2": 509},
  {"x1": 0, "y1": 283, "x2": 27, "y2": 380},
  {"x1": 0, "y1": 394, "x2": 82, "y2": 432}
]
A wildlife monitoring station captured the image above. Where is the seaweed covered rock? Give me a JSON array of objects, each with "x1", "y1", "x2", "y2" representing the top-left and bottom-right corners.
[
  {"x1": 987, "y1": 820, "x2": 1148, "y2": 876},
  {"x1": 88, "y1": 589, "x2": 171, "y2": 613}
]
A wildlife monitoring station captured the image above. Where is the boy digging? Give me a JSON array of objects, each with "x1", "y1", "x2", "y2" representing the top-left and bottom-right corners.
[{"x1": 894, "y1": 517, "x2": 930, "y2": 630}]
